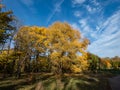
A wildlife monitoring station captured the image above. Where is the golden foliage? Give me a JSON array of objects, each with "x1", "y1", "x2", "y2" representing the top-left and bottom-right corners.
[
  {"x1": 14, "y1": 22, "x2": 90, "y2": 74},
  {"x1": 46, "y1": 22, "x2": 89, "y2": 73}
]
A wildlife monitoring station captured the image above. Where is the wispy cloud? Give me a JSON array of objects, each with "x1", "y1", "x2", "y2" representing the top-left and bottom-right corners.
[
  {"x1": 85, "y1": 4, "x2": 102, "y2": 14},
  {"x1": 71, "y1": 18, "x2": 94, "y2": 39},
  {"x1": 71, "y1": 23, "x2": 85, "y2": 38},
  {"x1": 47, "y1": 0, "x2": 64, "y2": 24},
  {"x1": 71, "y1": 23, "x2": 80, "y2": 30},
  {"x1": 72, "y1": 0, "x2": 86, "y2": 5},
  {"x1": 78, "y1": 19, "x2": 93, "y2": 38},
  {"x1": 91, "y1": 0, "x2": 100, "y2": 6},
  {"x1": 85, "y1": 5, "x2": 96, "y2": 13},
  {"x1": 83, "y1": 0, "x2": 102, "y2": 14},
  {"x1": 72, "y1": 7, "x2": 120, "y2": 57},
  {"x1": 74, "y1": 11, "x2": 81, "y2": 17},
  {"x1": 88, "y1": 10, "x2": 120, "y2": 57}
]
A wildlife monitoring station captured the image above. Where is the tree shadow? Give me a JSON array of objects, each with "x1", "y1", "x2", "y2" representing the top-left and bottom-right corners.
[{"x1": 0, "y1": 73, "x2": 111, "y2": 90}]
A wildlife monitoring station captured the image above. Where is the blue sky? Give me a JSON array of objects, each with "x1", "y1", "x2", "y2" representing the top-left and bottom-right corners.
[{"x1": 3, "y1": 0, "x2": 120, "y2": 57}]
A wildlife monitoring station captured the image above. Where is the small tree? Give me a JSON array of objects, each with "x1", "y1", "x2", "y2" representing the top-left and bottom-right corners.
[
  {"x1": 88, "y1": 53, "x2": 100, "y2": 73},
  {"x1": 0, "y1": 1, "x2": 18, "y2": 61}
]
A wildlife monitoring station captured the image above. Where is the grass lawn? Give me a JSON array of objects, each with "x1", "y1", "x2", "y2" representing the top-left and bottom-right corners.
[{"x1": 0, "y1": 73, "x2": 115, "y2": 90}]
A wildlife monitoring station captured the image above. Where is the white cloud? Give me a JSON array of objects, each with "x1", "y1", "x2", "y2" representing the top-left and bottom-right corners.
[
  {"x1": 72, "y1": 0, "x2": 85, "y2": 4},
  {"x1": 78, "y1": 19, "x2": 94, "y2": 37},
  {"x1": 85, "y1": 0, "x2": 102, "y2": 14},
  {"x1": 88, "y1": 10, "x2": 120, "y2": 57},
  {"x1": 71, "y1": 0, "x2": 119, "y2": 57},
  {"x1": 72, "y1": 10, "x2": 120, "y2": 57},
  {"x1": 71, "y1": 23, "x2": 80, "y2": 30},
  {"x1": 79, "y1": 19, "x2": 87, "y2": 27},
  {"x1": 86, "y1": 5, "x2": 92, "y2": 12},
  {"x1": 47, "y1": 0, "x2": 64, "y2": 24},
  {"x1": 91, "y1": 0, "x2": 100, "y2": 6},
  {"x1": 85, "y1": 5, "x2": 96, "y2": 13},
  {"x1": 74, "y1": 11, "x2": 81, "y2": 17}
]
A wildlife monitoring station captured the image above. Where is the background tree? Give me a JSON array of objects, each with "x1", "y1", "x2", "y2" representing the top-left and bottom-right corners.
[
  {"x1": 14, "y1": 26, "x2": 48, "y2": 77},
  {"x1": 0, "y1": 1, "x2": 18, "y2": 77},
  {"x1": 0, "y1": 2, "x2": 20, "y2": 75},
  {"x1": 110, "y1": 56, "x2": 120, "y2": 70},
  {"x1": 87, "y1": 53, "x2": 100, "y2": 73},
  {"x1": 100, "y1": 58, "x2": 111, "y2": 69},
  {"x1": 0, "y1": 1, "x2": 16, "y2": 51}
]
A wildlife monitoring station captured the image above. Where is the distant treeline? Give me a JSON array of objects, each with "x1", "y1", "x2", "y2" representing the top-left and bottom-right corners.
[{"x1": 87, "y1": 53, "x2": 120, "y2": 72}]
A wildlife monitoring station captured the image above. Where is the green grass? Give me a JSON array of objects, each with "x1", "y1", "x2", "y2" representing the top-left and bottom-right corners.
[{"x1": 0, "y1": 73, "x2": 112, "y2": 90}]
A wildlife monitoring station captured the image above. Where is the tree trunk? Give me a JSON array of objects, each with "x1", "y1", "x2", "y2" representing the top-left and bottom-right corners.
[
  {"x1": 36, "y1": 52, "x2": 39, "y2": 72},
  {"x1": 3, "y1": 64, "x2": 7, "y2": 78}
]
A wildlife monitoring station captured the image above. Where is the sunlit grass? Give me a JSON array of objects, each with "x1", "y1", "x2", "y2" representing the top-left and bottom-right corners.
[{"x1": 0, "y1": 73, "x2": 111, "y2": 90}]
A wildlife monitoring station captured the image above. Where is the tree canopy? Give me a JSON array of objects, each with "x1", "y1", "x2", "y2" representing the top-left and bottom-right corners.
[
  {"x1": 0, "y1": 4, "x2": 16, "y2": 44},
  {"x1": 13, "y1": 22, "x2": 89, "y2": 75}
]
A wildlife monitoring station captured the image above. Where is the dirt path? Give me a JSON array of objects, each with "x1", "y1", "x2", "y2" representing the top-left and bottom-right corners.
[{"x1": 108, "y1": 75, "x2": 120, "y2": 90}]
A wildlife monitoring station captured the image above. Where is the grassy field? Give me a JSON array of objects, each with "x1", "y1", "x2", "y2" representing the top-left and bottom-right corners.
[{"x1": 0, "y1": 73, "x2": 115, "y2": 90}]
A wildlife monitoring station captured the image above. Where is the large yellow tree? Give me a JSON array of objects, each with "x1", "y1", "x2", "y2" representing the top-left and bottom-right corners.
[{"x1": 47, "y1": 22, "x2": 89, "y2": 74}]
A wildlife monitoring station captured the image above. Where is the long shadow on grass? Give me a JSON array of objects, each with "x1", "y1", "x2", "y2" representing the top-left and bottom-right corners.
[{"x1": 0, "y1": 79, "x2": 29, "y2": 90}]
